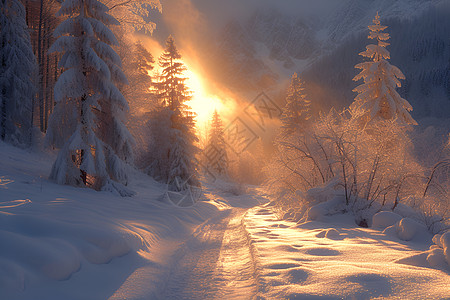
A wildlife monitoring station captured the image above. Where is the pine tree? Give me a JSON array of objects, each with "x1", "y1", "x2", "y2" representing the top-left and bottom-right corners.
[
  {"x1": 156, "y1": 35, "x2": 190, "y2": 110},
  {"x1": 147, "y1": 35, "x2": 199, "y2": 191},
  {"x1": 126, "y1": 41, "x2": 154, "y2": 115},
  {"x1": 0, "y1": 0, "x2": 37, "y2": 146},
  {"x1": 280, "y1": 73, "x2": 312, "y2": 136},
  {"x1": 124, "y1": 40, "x2": 155, "y2": 155},
  {"x1": 351, "y1": 12, "x2": 417, "y2": 126},
  {"x1": 46, "y1": 0, "x2": 133, "y2": 194},
  {"x1": 205, "y1": 110, "x2": 228, "y2": 176},
  {"x1": 131, "y1": 41, "x2": 154, "y2": 94},
  {"x1": 143, "y1": 104, "x2": 173, "y2": 182}
]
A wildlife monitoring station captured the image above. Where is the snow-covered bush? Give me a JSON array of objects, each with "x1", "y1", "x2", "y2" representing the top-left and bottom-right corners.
[{"x1": 267, "y1": 108, "x2": 422, "y2": 224}]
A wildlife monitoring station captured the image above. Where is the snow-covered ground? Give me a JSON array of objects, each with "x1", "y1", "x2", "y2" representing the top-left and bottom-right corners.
[
  {"x1": 1, "y1": 141, "x2": 449, "y2": 299},
  {"x1": 0, "y1": 141, "x2": 221, "y2": 299},
  {"x1": 245, "y1": 204, "x2": 450, "y2": 299}
]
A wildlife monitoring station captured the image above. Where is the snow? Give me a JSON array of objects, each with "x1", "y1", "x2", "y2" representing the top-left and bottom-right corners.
[
  {"x1": 245, "y1": 205, "x2": 450, "y2": 299},
  {"x1": 0, "y1": 141, "x2": 219, "y2": 299},
  {"x1": 442, "y1": 232, "x2": 450, "y2": 264},
  {"x1": 1, "y1": 140, "x2": 449, "y2": 299},
  {"x1": 305, "y1": 196, "x2": 345, "y2": 222},
  {"x1": 372, "y1": 211, "x2": 403, "y2": 229},
  {"x1": 383, "y1": 217, "x2": 430, "y2": 242},
  {"x1": 425, "y1": 232, "x2": 450, "y2": 269}
]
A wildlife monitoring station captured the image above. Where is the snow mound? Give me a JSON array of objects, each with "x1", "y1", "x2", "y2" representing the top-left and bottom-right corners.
[
  {"x1": 304, "y1": 178, "x2": 340, "y2": 206},
  {"x1": 316, "y1": 228, "x2": 341, "y2": 240},
  {"x1": 426, "y1": 248, "x2": 447, "y2": 268},
  {"x1": 382, "y1": 217, "x2": 430, "y2": 242},
  {"x1": 397, "y1": 231, "x2": 450, "y2": 271},
  {"x1": 305, "y1": 196, "x2": 345, "y2": 222},
  {"x1": 0, "y1": 212, "x2": 138, "y2": 287},
  {"x1": 101, "y1": 179, "x2": 136, "y2": 197},
  {"x1": 397, "y1": 218, "x2": 428, "y2": 241},
  {"x1": 442, "y1": 232, "x2": 450, "y2": 265},
  {"x1": 372, "y1": 211, "x2": 403, "y2": 229},
  {"x1": 426, "y1": 231, "x2": 450, "y2": 269}
]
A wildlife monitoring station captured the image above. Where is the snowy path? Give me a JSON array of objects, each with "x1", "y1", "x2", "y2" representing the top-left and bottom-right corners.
[
  {"x1": 112, "y1": 188, "x2": 449, "y2": 300},
  {"x1": 161, "y1": 208, "x2": 257, "y2": 299}
]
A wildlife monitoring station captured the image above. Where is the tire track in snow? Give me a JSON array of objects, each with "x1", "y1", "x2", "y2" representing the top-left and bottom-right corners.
[{"x1": 161, "y1": 208, "x2": 258, "y2": 299}]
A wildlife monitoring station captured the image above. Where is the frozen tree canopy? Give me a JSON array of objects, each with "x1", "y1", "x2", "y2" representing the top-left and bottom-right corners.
[{"x1": 351, "y1": 12, "x2": 417, "y2": 126}]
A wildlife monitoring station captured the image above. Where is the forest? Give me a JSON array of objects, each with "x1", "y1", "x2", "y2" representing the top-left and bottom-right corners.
[{"x1": 0, "y1": 0, "x2": 449, "y2": 299}]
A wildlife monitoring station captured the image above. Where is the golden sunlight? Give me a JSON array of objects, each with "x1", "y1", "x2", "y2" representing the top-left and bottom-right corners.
[
  {"x1": 140, "y1": 36, "x2": 236, "y2": 135},
  {"x1": 184, "y1": 69, "x2": 233, "y2": 132}
]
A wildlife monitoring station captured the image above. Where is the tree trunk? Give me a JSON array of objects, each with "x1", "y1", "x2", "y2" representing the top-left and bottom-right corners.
[
  {"x1": 44, "y1": 16, "x2": 50, "y2": 130},
  {"x1": 79, "y1": 94, "x2": 87, "y2": 185},
  {"x1": 1, "y1": 11, "x2": 6, "y2": 141},
  {"x1": 37, "y1": 0, "x2": 44, "y2": 132}
]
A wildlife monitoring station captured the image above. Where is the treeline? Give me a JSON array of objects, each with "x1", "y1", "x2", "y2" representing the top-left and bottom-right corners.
[
  {"x1": 1, "y1": 0, "x2": 207, "y2": 196},
  {"x1": 267, "y1": 13, "x2": 449, "y2": 233},
  {"x1": 19, "y1": 0, "x2": 159, "y2": 134},
  {"x1": 302, "y1": 3, "x2": 450, "y2": 119},
  {"x1": 24, "y1": 0, "x2": 60, "y2": 132}
]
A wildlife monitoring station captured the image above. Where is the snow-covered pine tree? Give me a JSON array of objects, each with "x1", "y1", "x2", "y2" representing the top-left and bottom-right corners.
[
  {"x1": 205, "y1": 110, "x2": 228, "y2": 176},
  {"x1": 124, "y1": 40, "x2": 155, "y2": 156},
  {"x1": 130, "y1": 41, "x2": 154, "y2": 102},
  {"x1": 143, "y1": 104, "x2": 173, "y2": 181},
  {"x1": 168, "y1": 109, "x2": 200, "y2": 191},
  {"x1": 280, "y1": 73, "x2": 312, "y2": 136},
  {"x1": 46, "y1": 0, "x2": 133, "y2": 194},
  {"x1": 126, "y1": 41, "x2": 154, "y2": 119},
  {"x1": 351, "y1": 12, "x2": 417, "y2": 126},
  {"x1": 0, "y1": 0, "x2": 37, "y2": 146},
  {"x1": 148, "y1": 35, "x2": 200, "y2": 191},
  {"x1": 156, "y1": 35, "x2": 190, "y2": 110}
]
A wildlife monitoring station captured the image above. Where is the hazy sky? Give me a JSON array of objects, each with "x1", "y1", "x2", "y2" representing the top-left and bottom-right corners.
[
  {"x1": 152, "y1": 0, "x2": 343, "y2": 43},
  {"x1": 190, "y1": 0, "x2": 342, "y2": 22}
]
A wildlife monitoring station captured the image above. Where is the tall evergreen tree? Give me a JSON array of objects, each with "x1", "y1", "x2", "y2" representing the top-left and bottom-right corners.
[
  {"x1": 156, "y1": 35, "x2": 191, "y2": 110},
  {"x1": 126, "y1": 41, "x2": 154, "y2": 114},
  {"x1": 131, "y1": 41, "x2": 154, "y2": 95},
  {"x1": 205, "y1": 110, "x2": 228, "y2": 176},
  {"x1": 124, "y1": 40, "x2": 155, "y2": 153},
  {"x1": 280, "y1": 73, "x2": 312, "y2": 136},
  {"x1": 147, "y1": 35, "x2": 199, "y2": 191},
  {"x1": 351, "y1": 12, "x2": 417, "y2": 126},
  {"x1": 46, "y1": 0, "x2": 133, "y2": 194},
  {"x1": 0, "y1": 0, "x2": 36, "y2": 146}
]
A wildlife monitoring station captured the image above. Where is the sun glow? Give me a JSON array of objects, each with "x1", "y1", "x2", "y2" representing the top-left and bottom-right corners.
[
  {"x1": 184, "y1": 69, "x2": 233, "y2": 133},
  {"x1": 140, "y1": 37, "x2": 235, "y2": 135}
]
